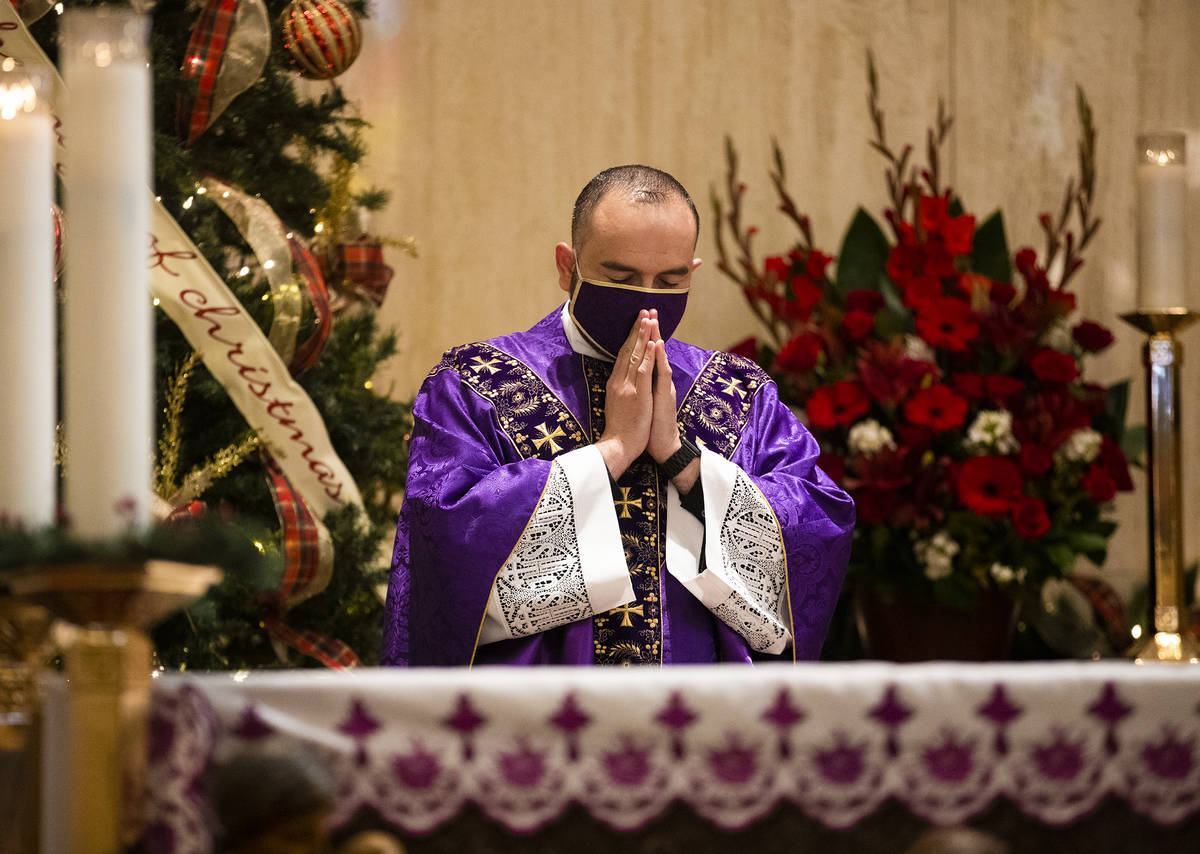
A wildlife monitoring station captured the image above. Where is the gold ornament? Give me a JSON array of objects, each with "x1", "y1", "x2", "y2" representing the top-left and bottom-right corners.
[{"x1": 278, "y1": 0, "x2": 362, "y2": 80}]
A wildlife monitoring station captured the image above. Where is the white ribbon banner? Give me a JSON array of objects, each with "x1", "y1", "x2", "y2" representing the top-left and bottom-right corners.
[{"x1": 2, "y1": 3, "x2": 363, "y2": 519}]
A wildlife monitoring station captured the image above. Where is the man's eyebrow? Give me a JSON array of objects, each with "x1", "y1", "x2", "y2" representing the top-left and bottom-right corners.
[{"x1": 599, "y1": 260, "x2": 691, "y2": 277}]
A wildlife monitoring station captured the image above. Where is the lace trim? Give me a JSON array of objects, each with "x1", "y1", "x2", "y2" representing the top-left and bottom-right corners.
[
  {"x1": 493, "y1": 462, "x2": 592, "y2": 638},
  {"x1": 713, "y1": 473, "x2": 788, "y2": 651}
]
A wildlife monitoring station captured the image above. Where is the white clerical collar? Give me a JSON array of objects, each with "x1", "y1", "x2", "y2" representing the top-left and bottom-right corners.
[{"x1": 560, "y1": 301, "x2": 611, "y2": 361}]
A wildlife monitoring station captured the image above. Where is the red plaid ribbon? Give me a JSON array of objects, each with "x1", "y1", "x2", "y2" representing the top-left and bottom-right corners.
[
  {"x1": 337, "y1": 239, "x2": 394, "y2": 307},
  {"x1": 179, "y1": 0, "x2": 239, "y2": 146},
  {"x1": 261, "y1": 451, "x2": 359, "y2": 669},
  {"x1": 288, "y1": 235, "x2": 333, "y2": 376}
]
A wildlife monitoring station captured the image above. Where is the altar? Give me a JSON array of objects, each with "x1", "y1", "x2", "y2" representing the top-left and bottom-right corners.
[{"x1": 36, "y1": 661, "x2": 1200, "y2": 852}]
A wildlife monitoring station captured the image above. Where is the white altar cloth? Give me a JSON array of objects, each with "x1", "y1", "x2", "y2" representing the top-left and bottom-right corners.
[{"x1": 116, "y1": 661, "x2": 1200, "y2": 851}]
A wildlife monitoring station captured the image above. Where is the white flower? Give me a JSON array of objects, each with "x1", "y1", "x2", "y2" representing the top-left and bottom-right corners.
[
  {"x1": 965, "y1": 409, "x2": 1019, "y2": 455},
  {"x1": 990, "y1": 563, "x2": 1015, "y2": 584},
  {"x1": 915, "y1": 531, "x2": 960, "y2": 581},
  {"x1": 848, "y1": 419, "x2": 897, "y2": 457},
  {"x1": 903, "y1": 334, "x2": 936, "y2": 364},
  {"x1": 1041, "y1": 322, "x2": 1073, "y2": 352},
  {"x1": 1060, "y1": 428, "x2": 1103, "y2": 464}
]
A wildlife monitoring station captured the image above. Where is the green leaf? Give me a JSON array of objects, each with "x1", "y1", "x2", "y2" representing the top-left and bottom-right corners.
[
  {"x1": 1098, "y1": 380, "x2": 1130, "y2": 444},
  {"x1": 835, "y1": 208, "x2": 891, "y2": 299},
  {"x1": 1067, "y1": 530, "x2": 1111, "y2": 555},
  {"x1": 1122, "y1": 425, "x2": 1148, "y2": 467},
  {"x1": 970, "y1": 211, "x2": 1012, "y2": 284},
  {"x1": 1045, "y1": 543, "x2": 1076, "y2": 575}
]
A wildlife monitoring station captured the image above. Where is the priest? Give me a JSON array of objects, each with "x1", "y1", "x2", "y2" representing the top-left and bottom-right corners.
[{"x1": 383, "y1": 165, "x2": 855, "y2": 666}]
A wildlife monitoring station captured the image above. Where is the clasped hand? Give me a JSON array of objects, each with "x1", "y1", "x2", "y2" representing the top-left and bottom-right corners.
[{"x1": 594, "y1": 309, "x2": 681, "y2": 480}]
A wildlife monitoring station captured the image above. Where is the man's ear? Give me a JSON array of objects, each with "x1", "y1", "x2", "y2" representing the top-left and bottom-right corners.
[
  {"x1": 691, "y1": 257, "x2": 703, "y2": 273},
  {"x1": 555, "y1": 242, "x2": 576, "y2": 294}
]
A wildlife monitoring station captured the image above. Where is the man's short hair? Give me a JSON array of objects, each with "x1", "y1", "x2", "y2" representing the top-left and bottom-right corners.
[{"x1": 571, "y1": 164, "x2": 700, "y2": 250}]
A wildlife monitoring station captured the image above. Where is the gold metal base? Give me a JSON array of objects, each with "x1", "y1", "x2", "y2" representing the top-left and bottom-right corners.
[
  {"x1": 1130, "y1": 631, "x2": 1200, "y2": 663},
  {"x1": 1120, "y1": 308, "x2": 1200, "y2": 336}
]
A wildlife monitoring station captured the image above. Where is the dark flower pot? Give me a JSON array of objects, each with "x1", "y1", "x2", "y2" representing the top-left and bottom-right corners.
[{"x1": 854, "y1": 583, "x2": 1019, "y2": 662}]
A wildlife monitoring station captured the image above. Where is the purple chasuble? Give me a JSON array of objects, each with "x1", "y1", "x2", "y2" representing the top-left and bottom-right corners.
[{"x1": 382, "y1": 308, "x2": 855, "y2": 666}]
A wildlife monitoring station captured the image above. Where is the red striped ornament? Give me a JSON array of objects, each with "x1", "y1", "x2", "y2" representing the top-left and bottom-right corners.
[{"x1": 278, "y1": 0, "x2": 361, "y2": 80}]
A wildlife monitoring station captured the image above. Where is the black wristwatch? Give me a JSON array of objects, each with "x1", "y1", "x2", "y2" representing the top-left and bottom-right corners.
[{"x1": 659, "y1": 435, "x2": 700, "y2": 480}]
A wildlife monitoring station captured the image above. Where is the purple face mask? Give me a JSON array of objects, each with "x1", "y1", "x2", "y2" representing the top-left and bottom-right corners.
[{"x1": 568, "y1": 277, "x2": 690, "y2": 359}]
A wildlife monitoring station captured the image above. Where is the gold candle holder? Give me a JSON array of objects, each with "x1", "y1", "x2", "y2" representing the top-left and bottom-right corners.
[
  {"x1": 1120, "y1": 309, "x2": 1200, "y2": 662},
  {"x1": 6, "y1": 560, "x2": 220, "y2": 854}
]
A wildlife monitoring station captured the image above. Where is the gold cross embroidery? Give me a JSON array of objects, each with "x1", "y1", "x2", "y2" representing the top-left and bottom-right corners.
[
  {"x1": 611, "y1": 603, "x2": 644, "y2": 627},
  {"x1": 532, "y1": 422, "x2": 566, "y2": 454},
  {"x1": 470, "y1": 356, "x2": 501, "y2": 375},
  {"x1": 720, "y1": 377, "x2": 746, "y2": 399},
  {"x1": 614, "y1": 487, "x2": 643, "y2": 519}
]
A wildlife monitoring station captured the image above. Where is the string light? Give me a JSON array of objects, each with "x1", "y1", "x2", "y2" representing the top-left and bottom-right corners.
[
  {"x1": 182, "y1": 195, "x2": 194, "y2": 210},
  {"x1": 313, "y1": 222, "x2": 324, "y2": 233},
  {"x1": 363, "y1": 380, "x2": 373, "y2": 390},
  {"x1": 237, "y1": 266, "x2": 250, "y2": 277}
]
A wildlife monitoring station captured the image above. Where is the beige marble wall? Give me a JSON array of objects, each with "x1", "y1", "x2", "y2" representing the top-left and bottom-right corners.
[{"x1": 339, "y1": 0, "x2": 1200, "y2": 603}]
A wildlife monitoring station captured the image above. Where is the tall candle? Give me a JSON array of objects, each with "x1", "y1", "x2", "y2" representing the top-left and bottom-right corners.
[
  {"x1": 60, "y1": 8, "x2": 153, "y2": 539},
  {"x1": 1136, "y1": 132, "x2": 1188, "y2": 308},
  {"x1": 0, "y1": 61, "x2": 55, "y2": 527}
]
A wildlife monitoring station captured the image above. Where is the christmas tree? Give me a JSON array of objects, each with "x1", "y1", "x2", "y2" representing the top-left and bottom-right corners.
[{"x1": 26, "y1": 0, "x2": 414, "y2": 669}]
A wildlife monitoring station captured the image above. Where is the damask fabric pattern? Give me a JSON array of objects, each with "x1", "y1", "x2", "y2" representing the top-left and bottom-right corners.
[{"x1": 138, "y1": 663, "x2": 1200, "y2": 852}]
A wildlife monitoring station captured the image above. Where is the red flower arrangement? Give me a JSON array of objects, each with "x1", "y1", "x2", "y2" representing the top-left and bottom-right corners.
[{"x1": 714, "y1": 64, "x2": 1137, "y2": 608}]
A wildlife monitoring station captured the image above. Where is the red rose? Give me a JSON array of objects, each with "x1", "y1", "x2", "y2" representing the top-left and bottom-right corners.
[
  {"x1": 956, "y1": 456, "x2": 1024, "y2": 516},
  {"x1": 807, "y1": 381, "x2": 870, "y2": 429},
  {"x1": 894, "y1": 423, "x2": 933, "y2": 453},
  {"x1": 774, "y1": 332, "x2": 823, "y2": 374},
  {"x1": 846, "y1": 289, "x2": 885, "y2": 313},
  {"x1": 915, "y1": 297, "x2": 980, "y2": 352},
  {"x1": 726, "y1": 336, "x2": 759, "y2": 361},
  {"x1": 1073, "y1": 321, "x2": 1115, "y2": 353},
  {"x1": 816, "y1": 452, "x2": 845, "y2": 485},
  {"x1": 1019, "y1": 444, "x2": 1053, "y2": 477},
  {"x1": 857, "y1": 341, "x2": 938, "y2": 407},
  {"x1": 854, "y1": 487, "x2": 897, "y2": 525},
  {"x1": 1030, "y1": 348, "x2": 1081, "y2": 384},
  {"x1": 904, "y1": 384, "x2": 969, "y2": 432},
  {"x1": 1012, "y1": 496, "x2": 1051, "y2": 539},
  {"x1": 952, "y1": 373, "x2": 984, "y2": 400},
  {"x1": 843, "y1": 309, "x2": 876, "y2": 341},
  {"x1": 1082, "y1": 464, "x2": 1117, "y2": 502},
  {"x1": 984, "y1": 374, "x2": 1025, "y2": 403},
  {"x1": 1097, "y1": 436, "x2": 1134, "y2": 491}
]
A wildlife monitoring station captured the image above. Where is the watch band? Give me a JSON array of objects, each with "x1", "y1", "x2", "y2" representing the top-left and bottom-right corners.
[{"x1": 659, "y1": 435, "x2": 700, "y2": 480}]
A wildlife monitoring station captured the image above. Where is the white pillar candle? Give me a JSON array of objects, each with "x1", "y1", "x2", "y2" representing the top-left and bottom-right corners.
[
  {"x1": 1137, "y1": 132, "x2": 1188, "y2": 309},
  {"x1": 60, "y1": 8, "x2": 153, "y2": 539},
  {"x1": 0, "y1": 61, "x2": 55, "y2": 527}
]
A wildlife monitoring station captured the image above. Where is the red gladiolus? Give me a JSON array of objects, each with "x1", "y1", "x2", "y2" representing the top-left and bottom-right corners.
[
  {"x1": 816, "y1": 452, "x2": 845, "y2": 485},
  {"x1": 915, "y1": 297, "x2": 980, "y2": 352},
  {"x1": 805, "y1": 249, "x2": 833, "y2": 280},
  {"x1": 1082, "y1": 464, "x2": 1117, "y2": 502},
  {"x1": 902, "y1": 275, "x2": 943, "y2": 308},
  {"x1": 858, "y1": 342, "x2": 938, "y2": 407},
  {"x1": 1014, "y1": 247, "x2": 1039, "y2": 277},
  {"x1": 957, "y1": 456, "x2": 1024, "y2": 516},
  {"x1": 1030, "y1": 348, "x2": 1080, "y2": 384},
  {"x1": 807, "y1": 381, "x2": 870, "y2": 429},
  {"x1": 904, "y1": 384, "x2": 969, "y2": 432},
  {"x1": 847, "y1": 289, "x2": 885, "y2": 313},
  {"x1": 990, "y1": 282, "x2": 1017, "y2": 305},
  {"x1": 764, "y1": 255, "x2": 791, "y2": 282},
  {"x1": 1012, "y1": 496, "x2": 1051, "y2": 539},
  {"x1": 942, "y1": 215, "x2": 975, "y2": 256},
  {"x1": 1073, "y1": 320, "x2": 1114, "y2": 353},
  {"x1": 1046, "y1": 290, "x2": 1077, "y2": 317},
  {"x1": 919, "y1": 195, "x2": 949, "y2": 233},
  {"x1": 785, "y1": 276, "x2": 823, "y2": 319},
  {"x1": 843, "y1": 309, "x2": 876, "y2": 341},
  {"x1": 1019, "y1": 444, "x2": 1053, "y2": 477},
  {"x1": 774, "y1": 332, "x2": 823, "y2": 374}
]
